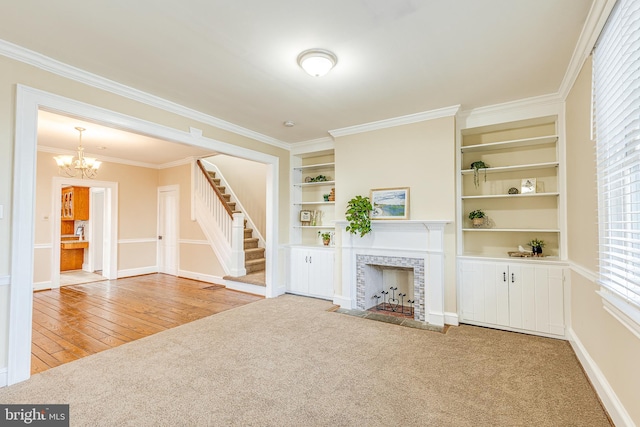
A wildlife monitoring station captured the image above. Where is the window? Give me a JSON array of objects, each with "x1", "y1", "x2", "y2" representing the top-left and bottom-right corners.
[{"x1": 593, "y1": 0, "x2": 640, "y2": 338}]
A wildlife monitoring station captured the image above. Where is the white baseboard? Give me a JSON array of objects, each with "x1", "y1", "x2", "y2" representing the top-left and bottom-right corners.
[
  {"x1": 332, "y1": 295, "x2": 352, "y2": 309},
  {"x1": 567, "y1": 327, "x2": 634, "y2": 427},
  {"x1": 177, "y1": 270, "x2": 222, "y2": 284},
  {"x1": 0, "y1": 367, "x2": 7, "y2": 388},
  {"x1": 33, "y1": 281, "x2": 52, "y2": 291},
  {"x1": 117, "y1": 266, "x2": 157, "y2": 278},
  {"x1": 444, "y1": 311, "x2": 459, "y2": 326}
]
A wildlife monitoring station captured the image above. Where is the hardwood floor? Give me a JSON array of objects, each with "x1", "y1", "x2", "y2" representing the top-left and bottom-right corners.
[{"x1": 31, "y1": 273, "x2": 262, "y2": 374}]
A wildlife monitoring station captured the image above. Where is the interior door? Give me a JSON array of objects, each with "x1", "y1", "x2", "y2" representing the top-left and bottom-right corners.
[{"x1": 158, "y1": 187, "x2": 178, "y2": 275}]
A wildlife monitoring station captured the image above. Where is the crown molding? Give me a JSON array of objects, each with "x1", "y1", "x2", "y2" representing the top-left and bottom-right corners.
[
  {"x1": 0, "y1": 39, "x2": 290, "y2": 151},
  {"x1": 290, "y1": 137, "x2": 335, "y2": 156},
  {"x1": 459, "y1": 93, "x2": 564, "y2": 130},
  {"x1": 328, "y1": 105, "x2": 461, "y2": 138},
  {"x1": 558, "y1": 0, "x2": 617, "y2": 100}
]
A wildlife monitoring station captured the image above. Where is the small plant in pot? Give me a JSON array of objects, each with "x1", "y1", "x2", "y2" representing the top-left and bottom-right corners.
[
  {"x1": 318, "y1": 231, "x2": 332, "y2": 246},
  {"x1": 470, "y1": 161, "x2": 489, "y2": 188},
  {"x1": 468, "y1": 209, "x2": 486, "y2": 227},
  {"x1": 527, "y1": 238, "x2": 545, "y2": 256}
]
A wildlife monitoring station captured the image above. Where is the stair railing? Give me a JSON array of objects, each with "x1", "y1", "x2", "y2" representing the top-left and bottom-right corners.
[
  {"x1": 194, "y1": 159, "x2": 245, "y2": 276},
  {"x1": 199, "y1": 159, "x2": 265, "y2": 249}
]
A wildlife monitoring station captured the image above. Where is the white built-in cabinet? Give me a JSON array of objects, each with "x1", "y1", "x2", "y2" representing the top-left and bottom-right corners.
[
  {"x1": 288, "y1": 246, "x2": 334, "y2": 300},
  {"x1": 287, "y1": 148, "x2": 336, "y2": 300},
  {"x1": 457, "y1": 113, "x2": 567, "y2": 338},
  {"x1": 459, "y1": 258, "x2": 565, "y2": 337}
]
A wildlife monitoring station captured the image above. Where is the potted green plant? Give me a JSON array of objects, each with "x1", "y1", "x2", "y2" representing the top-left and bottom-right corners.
[
  {"x1": 345, "y1": 195, "x2": 373, "y2": 237},
  {"x1": 470, "y1": 161, "x2": 489, "y2": 188},
  {"x1": 323, "y1": 193, "x2": 330, "y2": 202},
  {"x1": 527, "y1": 238, "x2": 545, "y2": 256},
  {"x1": 318, "y1": 231, "x2": 332, "y2": 246},
  {"x1": 468, "y1": 209, "x2": 486, "y2": 227}
]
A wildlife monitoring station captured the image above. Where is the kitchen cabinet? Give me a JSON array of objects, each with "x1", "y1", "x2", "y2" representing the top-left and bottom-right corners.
[
  {"x1": 459, "y1": 258, "x2": 565, "y2": 337},
  {"x1": 61, "y1": 186, "x2": 90, "y2": 220},
  {"x1": 60, "y1": 240, "x2": 89, "y2": 271}
]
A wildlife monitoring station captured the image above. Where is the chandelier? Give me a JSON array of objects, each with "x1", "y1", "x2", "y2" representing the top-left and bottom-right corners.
[{"x1": 54, "y1": 127, "x2": 101, "y2": 179}]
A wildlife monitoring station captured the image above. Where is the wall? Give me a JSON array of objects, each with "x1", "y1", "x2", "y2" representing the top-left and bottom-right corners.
[
  {"x1": 565, "y1": 56, "x2": 640, "y2": 425},
  {"x1": 334, "y1": 117, "x2": 457, "y2": 314},
  {"x1": 0, "y1": 53, "x2": 289, "y2": 375}
]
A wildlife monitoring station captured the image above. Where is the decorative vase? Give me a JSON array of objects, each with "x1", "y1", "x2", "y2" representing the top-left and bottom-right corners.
[
  {"x1": 532, "y1": 245, "x2": 542, "y2": 256},
  {"x1": 323, "y1": 194, "x2": 330, "y2": 201},
  {"x1": 323, "y1": 238, "x2": 330, "y2": 246},
  {"x1": 472, "y1": 217, "x2": 484, "y2": 227}
]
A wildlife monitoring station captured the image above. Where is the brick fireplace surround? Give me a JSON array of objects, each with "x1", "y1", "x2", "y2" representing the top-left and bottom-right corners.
[{"x1": 335, "y1": 220, "x2": 450, "y2": 327}]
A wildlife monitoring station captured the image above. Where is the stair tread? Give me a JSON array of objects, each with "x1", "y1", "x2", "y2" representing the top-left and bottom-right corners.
[{"x1": 245, "y1": 258, "x2": 266, "y2": 265}]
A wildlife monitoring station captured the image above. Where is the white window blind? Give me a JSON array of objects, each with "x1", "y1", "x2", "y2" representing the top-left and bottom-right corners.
[{"x1": 593, "y1": 0, "x2": 640, "y2": 332}]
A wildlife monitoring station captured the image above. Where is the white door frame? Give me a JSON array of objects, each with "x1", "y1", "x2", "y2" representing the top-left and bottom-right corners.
[
  {"x1": 9, "y1": 85, "x2": 281, "y2": 386},
  {"x1": 51, "y1": 178, "x2": 118, "y2": 288},
  {"x1": 157, "y1": 185, "x2": 179, "y2": 276},
  {"x1": 88, "y1": 187, "x2": 106, "y2": 274}
]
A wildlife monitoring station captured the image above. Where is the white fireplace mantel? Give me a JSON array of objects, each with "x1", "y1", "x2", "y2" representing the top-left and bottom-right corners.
[{"x1": 335, "y1": 220, "x2": 451, "y2": 326}]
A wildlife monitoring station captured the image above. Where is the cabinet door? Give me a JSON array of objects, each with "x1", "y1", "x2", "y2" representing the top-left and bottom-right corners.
[
  {"x1": 289, "y1": 248, "x2": 309, "y2": 295},
  {"x1": 459, "y1": 260, "x2": 479, "y2": 322},
  {"x1": 459, "y1": 260, "x2": 508, "y2": 325},
  {"x1": 307, "y1": 249, "x2": 334, "y2": 299},
  {"x1": 509, "y1": 264, "x2": 564, "y2": 335}
]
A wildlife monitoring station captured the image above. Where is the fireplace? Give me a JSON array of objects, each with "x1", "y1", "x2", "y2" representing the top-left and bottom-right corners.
[
  {"x1": 357, "y1": 256, "x2": 424, "y2": 321},
  {"x1": 336, "y1": 220, "x2": 449, "y2": 327}
]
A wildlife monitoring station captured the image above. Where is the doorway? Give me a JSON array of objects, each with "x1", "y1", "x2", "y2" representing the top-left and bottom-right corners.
[{"x1": 9, "y1": 85, "x2": 280, "y2": 386}]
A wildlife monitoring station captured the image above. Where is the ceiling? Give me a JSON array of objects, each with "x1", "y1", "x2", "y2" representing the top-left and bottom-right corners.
[{"x1": 2, "y1": 0, "x2": 594, "y2": 156}]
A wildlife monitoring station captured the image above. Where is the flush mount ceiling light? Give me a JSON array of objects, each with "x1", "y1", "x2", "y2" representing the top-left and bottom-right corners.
[{"x1": 297, "y1": 49, "x2": 337, "y2": 77}]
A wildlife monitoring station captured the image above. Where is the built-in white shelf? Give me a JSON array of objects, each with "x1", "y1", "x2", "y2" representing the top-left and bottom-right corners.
[
  {"x1": 461, "y1": 162, "x2": 559, "y2": 175},
  {"x1": 293, "y1": 162, "x2": 335, "y2": 172},
  {"x1": 462, "y1": 228, "x2": 561, "y2": 232},
  {"x1": 461, "y1": 135, "x2": 558, "y2": 153},
  {"x1": 461, "y1": 192, "x2": 560, "y2": 200},
  {"x1": 293, "y1": 225, "x2": 335, "y2": 229},
  {"x1": 293, "y1": 201, "x2": 335, "y2": 206},
  {"x1": 293, "y1": 180, "x2": 336, "y2": 187}
]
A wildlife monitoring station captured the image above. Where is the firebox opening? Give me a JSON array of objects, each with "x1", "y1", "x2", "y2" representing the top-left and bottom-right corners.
[{"x1": 364, "y1": 266, "x2": 415, "y2": 319}]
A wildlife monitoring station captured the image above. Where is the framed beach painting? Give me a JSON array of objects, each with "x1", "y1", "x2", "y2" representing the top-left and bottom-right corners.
[{"x1": 370, "y1": 187, "x2": 409, "y2": 220}]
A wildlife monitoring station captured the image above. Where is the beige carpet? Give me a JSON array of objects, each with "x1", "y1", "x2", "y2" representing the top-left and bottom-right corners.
[{"x1": 1, "y1": 295, "x2": 609, "y2": 426}]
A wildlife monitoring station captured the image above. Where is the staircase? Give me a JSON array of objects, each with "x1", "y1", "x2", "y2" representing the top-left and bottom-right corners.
[{"x1": 205, "y1": 169, "x2": 266, "y2": 279}]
